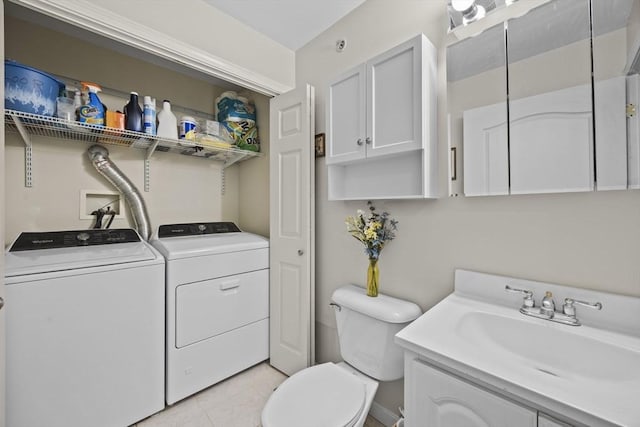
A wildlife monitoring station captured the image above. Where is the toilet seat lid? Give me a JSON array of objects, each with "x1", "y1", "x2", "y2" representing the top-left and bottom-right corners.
[{"x1": 262, "y1": 363, "x2": 366, "y2": 427}]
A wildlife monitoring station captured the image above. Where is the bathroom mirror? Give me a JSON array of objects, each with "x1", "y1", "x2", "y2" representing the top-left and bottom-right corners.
[
  {"x1": 448, "y1": 0, "x2": 640, "y2": 196},
  {"x1": 507, "y1": 0, "x2": 593, "y2": 195},
  {"x1": 592, "y1": 0, "x2": 640, "y2": 190}
]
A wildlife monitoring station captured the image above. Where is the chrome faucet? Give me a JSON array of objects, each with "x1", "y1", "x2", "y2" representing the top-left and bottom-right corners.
[
  {"x1": 504, "y1": 285, "x2": 602, "y2": 326},
  {"x1": 540, "y1": 291, "x2": 556, "y2": 318}
]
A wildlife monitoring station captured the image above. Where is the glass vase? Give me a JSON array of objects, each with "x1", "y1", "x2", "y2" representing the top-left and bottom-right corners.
[{"x1": 366, "y1": 258, "x2": 379, "y2": 297}]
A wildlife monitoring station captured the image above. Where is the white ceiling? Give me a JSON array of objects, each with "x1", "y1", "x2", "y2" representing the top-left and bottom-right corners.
[{"x1": 202, "y1": 0, "x2": 366, "y2": 50}]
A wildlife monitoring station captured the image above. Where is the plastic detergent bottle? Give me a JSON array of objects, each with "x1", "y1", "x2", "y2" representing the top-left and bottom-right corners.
[
  {"x1": 73, "y1": 90, "x2": 82, "y2": 119},
  {"x1": 143, "y1": 96, "x2": 156, "y2": 135},
  {"x1": 78, "y1": 82, "x2": 106, "y2": 126},
  {"x1": 156, "y1": 100, "x2": 178, "y2": 140},
  {"x1": 124, "y1": 92, "x2": 143, "y2": 132}
]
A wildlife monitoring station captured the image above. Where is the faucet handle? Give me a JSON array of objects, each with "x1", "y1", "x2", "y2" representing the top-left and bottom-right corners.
[
  {"x1": 562, "y1": 298, "x2": 603, "y2": 317},
  {"x1": 505, "y1": 285, "x2": 534, "y2": 308}
]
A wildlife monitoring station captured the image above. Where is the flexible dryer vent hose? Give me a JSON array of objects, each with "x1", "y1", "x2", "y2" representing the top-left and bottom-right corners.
[{"x1": 87, "y1": 144, "x2": 152, "y2": 241}]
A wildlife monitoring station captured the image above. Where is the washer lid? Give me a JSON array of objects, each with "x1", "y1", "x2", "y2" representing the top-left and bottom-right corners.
[
  {"x1": 262, "y1": 363, "x2": 366, "y2": 427},
  {"x1": 5, "y1": 241, "x2": 158, "y2": 278}
]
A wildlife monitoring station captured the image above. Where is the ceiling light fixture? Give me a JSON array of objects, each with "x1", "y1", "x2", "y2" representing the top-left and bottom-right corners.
[{"x1": 451, "y1": 0, "x2": 486, "y2": 25}]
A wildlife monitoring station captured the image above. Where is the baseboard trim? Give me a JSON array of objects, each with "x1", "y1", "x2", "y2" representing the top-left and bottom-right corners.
[{"x1": 369, "y1": 401, "x2": 400, "y2": 426}]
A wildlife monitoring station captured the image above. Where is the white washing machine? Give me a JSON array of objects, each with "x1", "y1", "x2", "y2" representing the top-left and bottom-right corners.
[
  {"x1": 151, "y1": 222, "x2": 269, "y2": 405},
  {"x1": 4, "y1": 228, "x2": 165, "y2": 427}
]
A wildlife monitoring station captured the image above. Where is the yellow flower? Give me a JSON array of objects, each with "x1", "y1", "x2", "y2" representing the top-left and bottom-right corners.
[{"x1": 364, "y1": 227, "x2": 377, "y2": 240}]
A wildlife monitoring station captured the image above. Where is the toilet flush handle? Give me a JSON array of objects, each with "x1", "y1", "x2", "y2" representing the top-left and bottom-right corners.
[{"x1": 329, "y1": 302, "x2": 341, "y2": 311}]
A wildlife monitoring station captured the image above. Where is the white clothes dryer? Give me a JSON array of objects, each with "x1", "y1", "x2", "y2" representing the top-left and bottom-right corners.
[
  {"x1": 4, "y1": 228, "x2": 165, "y2": 427},
  {"x1": 151, "y1": 222, "x2": 269, "y2": 405}
]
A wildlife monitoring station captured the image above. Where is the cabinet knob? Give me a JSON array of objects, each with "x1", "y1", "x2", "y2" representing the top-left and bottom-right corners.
[
  {"x1": 298, "y1": 249, "x2": 304, "y2": 256},
  {"x1": 357, "y1": 138, "x2": 364, "y2": 146},
  {"x1": 365, "y1": 137, "x2": 372, "y2": 145}
]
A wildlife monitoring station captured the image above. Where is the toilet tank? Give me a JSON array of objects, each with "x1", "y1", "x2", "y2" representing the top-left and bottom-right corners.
[{"x1": 331, "y1": 284, "x2": 421, "y2": 381}]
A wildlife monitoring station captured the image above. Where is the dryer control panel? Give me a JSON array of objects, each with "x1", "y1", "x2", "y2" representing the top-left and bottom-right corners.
[
  {"x1": 158, "y1": 222, "x2": 241, "y2": 238},
  {"x1": 9, "y1": 228, "x2": 141, "y2": 251}
]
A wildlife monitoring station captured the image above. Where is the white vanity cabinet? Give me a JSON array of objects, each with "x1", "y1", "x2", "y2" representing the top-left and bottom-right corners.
[
  {"x1": 326, "y1": 33, "x2": 438, "y2": 200},
  {"x1": 405, "y1": 356, "x2": 537, "y2": 427},
  {"x1": 397, "y1": 270, "x2": 640, "y2": 427}
]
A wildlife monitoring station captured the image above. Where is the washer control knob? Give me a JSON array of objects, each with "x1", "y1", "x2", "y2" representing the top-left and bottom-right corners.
[
  {"x1": 198, "y1": 224, "x2": 207, "y2": 232},
  {"x1": 76, "y1": 232, "x2": 91, "y2": 242}
]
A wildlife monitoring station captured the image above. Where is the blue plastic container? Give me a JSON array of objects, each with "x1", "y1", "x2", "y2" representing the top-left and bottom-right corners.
[{"x1": 5, "y1": 60, "x2": 65, "y2": 117}]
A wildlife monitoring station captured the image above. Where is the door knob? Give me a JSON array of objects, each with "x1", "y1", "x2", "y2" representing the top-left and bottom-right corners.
[{"x1": 298, "y1": 249, "x2": 304, "y2": 256}]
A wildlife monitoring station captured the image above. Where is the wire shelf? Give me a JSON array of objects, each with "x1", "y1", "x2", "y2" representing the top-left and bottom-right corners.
[{"x1": 4, "y1": 109, "x2": 260, "y2": 166}]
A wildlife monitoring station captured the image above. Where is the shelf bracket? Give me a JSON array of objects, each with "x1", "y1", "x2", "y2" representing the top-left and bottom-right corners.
[
  {"x1": 144, "y1": 140, "x2": 161, "y2": 192},
  {"x1": 224, "y1": 151, "x2": 251, "y2": 168},
  {"x1": 13, "y1": 115, "x2": 34, "y2": 187}
]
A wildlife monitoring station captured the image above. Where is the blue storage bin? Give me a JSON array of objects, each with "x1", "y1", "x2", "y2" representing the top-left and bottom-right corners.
[{"x1": 5, "y1": 60, "x2": 65, "y2": 116}]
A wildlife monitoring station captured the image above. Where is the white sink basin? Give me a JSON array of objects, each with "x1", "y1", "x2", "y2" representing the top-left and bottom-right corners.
[
  {"x1": 456, "y1": 311, "x2": 640, "y2": 383},
  {"x1": 395, "y1": 270, "x2": 640, "y2": 427}
]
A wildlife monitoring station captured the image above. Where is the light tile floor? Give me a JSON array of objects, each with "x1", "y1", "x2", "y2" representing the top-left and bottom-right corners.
[{"x1": 134, "y1": 362, "x2": 386, "y2": 427}]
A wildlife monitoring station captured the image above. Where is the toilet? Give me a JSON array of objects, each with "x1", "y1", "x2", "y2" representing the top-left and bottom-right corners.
[{"x1": 261, "y1": 284, "x2": 422, "y2": 427}]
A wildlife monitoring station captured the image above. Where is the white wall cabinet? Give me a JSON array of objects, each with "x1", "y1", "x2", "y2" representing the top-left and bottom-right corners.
[
  {"x1": 326, "y1": 34, "x2": 437, "y2": 200},
  {"x1": 405, "y1": 358, "x2": 537, "y2": 427}
]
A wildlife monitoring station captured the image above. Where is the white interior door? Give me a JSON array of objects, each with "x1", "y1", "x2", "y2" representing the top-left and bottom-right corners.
[
  {"x1": 0, "y1": 2, "x2": 6, "y2": 426},
  {"x1": 269, "y1": 84, "x2": 315, "y2": 376}
]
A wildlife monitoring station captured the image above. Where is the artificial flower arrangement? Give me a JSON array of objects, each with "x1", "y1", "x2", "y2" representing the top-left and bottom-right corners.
[{"x1": 345, "y1": 201, "x2": 398, "y2": 297}]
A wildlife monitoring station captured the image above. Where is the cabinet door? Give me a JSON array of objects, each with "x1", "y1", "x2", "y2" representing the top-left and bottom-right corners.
[
  {"x1": 509, "y1": 84, "x2": 594, "y2": 194},
  {"x1": 326, "y1": 64, "x2": 366, "y2": 164},
  {"x1": 366, "y1": 35, "x2": 427, "y2": 158},
  {"x1": 463, "y1": 101, "x2": 509, "y2": 196},
  {"x1": 407, "y1": 360, "x2": 536, "y2": 427},
  {"x1": 539, "y1": 413, "x2": 574, "y2": 427}
]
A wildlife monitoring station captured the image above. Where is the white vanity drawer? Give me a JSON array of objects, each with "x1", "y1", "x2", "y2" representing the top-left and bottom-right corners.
[{"x1": 175, "y1": 269, "x2": 268, "y2": 348}]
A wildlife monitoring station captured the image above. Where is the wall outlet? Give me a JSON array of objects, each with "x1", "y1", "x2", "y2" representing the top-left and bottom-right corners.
[{"x1": 79, "y1": 190, "x2": 125, "y2": 220}]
